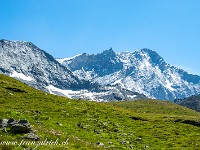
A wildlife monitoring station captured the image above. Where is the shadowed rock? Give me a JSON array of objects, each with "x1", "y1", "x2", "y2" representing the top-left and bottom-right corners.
[
  {"x1": 11, "y1": 123, "x2": 31, "y2": 133},
  {"x1": 174, "y1": 119, "x2": 200, "y2": 127}
]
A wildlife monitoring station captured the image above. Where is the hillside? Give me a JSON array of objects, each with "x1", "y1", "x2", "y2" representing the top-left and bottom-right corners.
[
  {"x1": 175, "y1": 94, "x2": 200, "y2": 112},
  {"x1": 0, "y1": 74, "x2": 200, "y2": 149}
]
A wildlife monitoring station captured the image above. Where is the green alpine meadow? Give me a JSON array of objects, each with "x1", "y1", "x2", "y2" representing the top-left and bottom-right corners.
[{"x1": 0, "y1": 74, "x2": 200, "y2": 150}]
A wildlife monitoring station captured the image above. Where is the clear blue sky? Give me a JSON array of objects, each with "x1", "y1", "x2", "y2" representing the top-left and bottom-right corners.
[{"x1": 0, "y1": 0, "x2": 200, "y2": 75}]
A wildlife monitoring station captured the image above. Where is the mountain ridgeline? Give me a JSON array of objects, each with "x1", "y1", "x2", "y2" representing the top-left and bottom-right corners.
[
  {"x1": 175, "y1": 94, "x2": 200, "y2": 112},
  {"x1": 0, "y1": 39, "x2": 200, "y2": 101},
  {"x1": 0, "y1": 39, "x2": 93, "y2": 91},
  {"x1": 58, "y1": 48, "x2": 200, "y2": 100},
  {"x1": 0, "y1": 40, "x2": 146, "y2": 101}
]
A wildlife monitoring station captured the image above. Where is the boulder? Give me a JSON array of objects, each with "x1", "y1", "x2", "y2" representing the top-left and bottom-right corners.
[
  {"x1": 11, "y1": 123, "x2": 31, "y2": 133},
  {"x1": 11, "y1": 120, "x2": 31, "y2": 133},
  {"x1": 0, "y1": 118, "x2": 32, "y2": 134},
  {"x1": 23, "y1": 133, "x2": 40, "y2": 141}
]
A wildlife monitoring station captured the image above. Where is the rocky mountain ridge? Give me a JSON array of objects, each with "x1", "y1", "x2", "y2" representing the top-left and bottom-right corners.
[
  {"x1": 0, "y1": 39, "x2": 146, "y2": 101},
  {"x1": 175, "y1": 94, "x2": 200, "y2": 112},
  {"x1": 58, "y1": 48, "x2": 200, "y2": 100},
  {"x1": 0, "y1": 39, "x2": 92, "y2": 90},
  {"x1": 1, "y1": 39, "x2": 200, "y2": 101}
]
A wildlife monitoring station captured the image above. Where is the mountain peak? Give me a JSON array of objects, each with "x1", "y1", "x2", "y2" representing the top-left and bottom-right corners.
[
  {"x1": 0, "y1": 39, "x2": 29, "y2": 44},
  {"x1": 138, "y1": 48, "x2": 165, "y2": 67},
  {"x1": 140, "y1": 48, "x2": 154, "y2": 53},
  {"x1": 140, "y1": 48, "x2": 161, "y2": 58},
  {"x1": 0, "y1": 39, "x2": 88, "y2": 90},
  {"x1": 0, "y1": 39, "x2": 37, "y2": 50},
  {"x1": 61, "y1": 48, "x2": 200, "y2": 100},
  {"x1": 101, "y1": 48, "x2": 115, "y2": 56}
]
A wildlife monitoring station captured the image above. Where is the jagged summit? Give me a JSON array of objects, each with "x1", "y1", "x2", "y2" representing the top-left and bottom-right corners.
[
  {"x1": 58, "y1": 48, "x2": 200, "y2": 100},
  {"x1": 135, "y1": 48, "x2": 165, "y2": 65},
  {"x1": 0, "y1": 39, "x2": 32, "y2": 45},
  {"x1": 1, "y1": 40, "x2": 200, "y2": 101},
  {"x1": 0, "y1": 40, "x2": 146, "y2": 101},
  {"x1": 102, "y1": 47, "x2": 115, "y2": 54},
  {"x1": 64, "y1": 48, "x2": 123, "y2": 77},
  {"x1": 140, "y1": 48, "x2": 163, "y2": 60},
  {"x1": 140, "y1": 48, "x2": 157, "y2": 54}
]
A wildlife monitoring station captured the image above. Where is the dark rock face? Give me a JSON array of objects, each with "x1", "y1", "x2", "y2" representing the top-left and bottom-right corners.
[
  {"x1": 175, "y1": 94, "x2": 200, "y2": 112},
  {"x1": 178, "y1": 70, "x2": 200, "y2": 84},
  {"x1": 7, "y1": 118, "x2": 15, "y2": 125},
  {"x1": 11, "y1": 123, "x2": 31, "y2": 133},
  {"x1": 10, "y1": 119, "x2": 31, "y2": 134},
  {"x1": 67, "y1": 48, "x2": 123, "y2": 77}
]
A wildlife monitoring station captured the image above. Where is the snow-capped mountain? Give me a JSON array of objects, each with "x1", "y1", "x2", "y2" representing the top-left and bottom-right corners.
[
  {"x1": 57, "y1": 48, "x2": 200, "y2": 100},
  {"x1": 0, "y1": 39, "x2": 93, "y2": 91},
  {"x1": 0, "y1": 39, "x2": 146, "y2": 101}
]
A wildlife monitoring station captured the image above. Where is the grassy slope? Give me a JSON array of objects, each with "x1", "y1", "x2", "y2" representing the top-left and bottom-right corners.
[{"x1": 0, "y1": 74, "x2": 200, "y2": 150}]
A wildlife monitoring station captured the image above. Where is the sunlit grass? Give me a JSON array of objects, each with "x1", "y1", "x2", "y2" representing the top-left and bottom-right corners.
[{"x1": 0, "y1": 74, "x2": 200, "y2": 149}]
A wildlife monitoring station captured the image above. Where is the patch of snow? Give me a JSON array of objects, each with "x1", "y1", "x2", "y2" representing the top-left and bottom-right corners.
[
  {"x1": 82, "y1": 92, "x2": 95, "y2": 100},
  {"x1": 46, "y1": 85, "x2": 114, "y2": 102},
  {"x1": 46, "y1": 85, "x2": 80, "y2": 98},
  {"x1": 128, "y1": 95, "x2": 137, "y2": 99},
  {"x1": 56, "y1": 54, "x2": 82, "y2": 64},
  {"x1": 165, "y1": 81, "x2": 175, "y2": 91},
  {"x1": 10, "y1": 71, "x2": 34, "y2": 81}
]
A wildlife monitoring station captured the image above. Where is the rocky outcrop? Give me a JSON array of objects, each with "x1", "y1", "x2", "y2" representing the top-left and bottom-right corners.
[
  {"x1": 175, "y1": 94, "x2": 200, "y2": 112},
  {"x1": 0, "y1": 118, "x2": 31, "y2": 134},
  {"x1": 11, "y1": 119, "x2": 32, "y2": 133}
]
